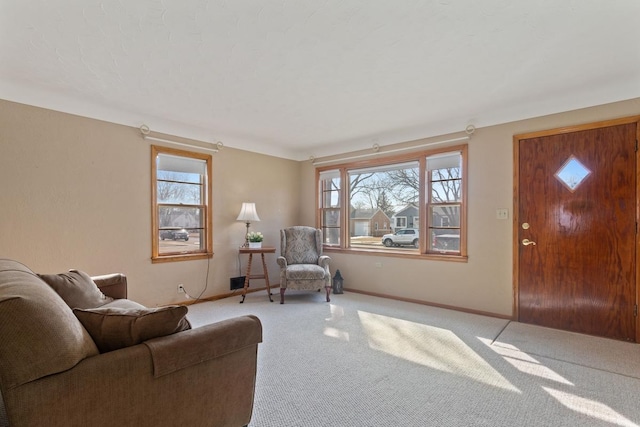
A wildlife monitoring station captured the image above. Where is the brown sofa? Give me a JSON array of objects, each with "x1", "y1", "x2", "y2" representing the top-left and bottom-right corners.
[{"x1": 0, "y1": 259, "x2": 262, "y2": 427}]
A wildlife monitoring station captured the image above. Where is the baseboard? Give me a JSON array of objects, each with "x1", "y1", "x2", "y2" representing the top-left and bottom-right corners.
[
  {"x1": 343, "y1": 287, "x2": 513, "y2": 320},
  {"x1": 175, "y1": 284, "x2": 281, "y2": 306}
]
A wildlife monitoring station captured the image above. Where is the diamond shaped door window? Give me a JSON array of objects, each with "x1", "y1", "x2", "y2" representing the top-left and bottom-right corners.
[{"x1": 554, "y1": 156, "x2": 591, "y2": 192}]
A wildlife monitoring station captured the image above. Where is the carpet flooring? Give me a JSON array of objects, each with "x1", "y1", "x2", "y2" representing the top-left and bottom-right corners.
[
  {"x1": 187, "y1": 291, "x2": 640, "y2": 427},
  {"x1": 494, "y1": 322, "x2": 640, "y2": 380}
]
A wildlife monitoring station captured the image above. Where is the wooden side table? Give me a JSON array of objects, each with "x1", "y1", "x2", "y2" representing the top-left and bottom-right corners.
[{"x1": 238, "y1": 246, "x2": 276, "y2": 303}]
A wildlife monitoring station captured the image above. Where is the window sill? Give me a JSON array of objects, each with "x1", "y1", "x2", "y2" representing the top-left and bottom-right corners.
[
  {"x1": 323, "y1": 247, "x2": 467, "y2": 262},
  {"x1": 152, "y1": 252, "x2": 214, "y2": 263}
]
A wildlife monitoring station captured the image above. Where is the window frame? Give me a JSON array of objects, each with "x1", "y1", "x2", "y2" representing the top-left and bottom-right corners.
[
  {"x1": 426, "y1": 151, "x2": 464, "y2": 255},
  {"x1": 316, "y1": 144, "x2": 467, "y2": 261},
  {"x1": 318, "y1": 170, "x2": 342, "y2": 247},
  {"x1": 151, "y1": 145, "x2": 213, "y2": 263}
]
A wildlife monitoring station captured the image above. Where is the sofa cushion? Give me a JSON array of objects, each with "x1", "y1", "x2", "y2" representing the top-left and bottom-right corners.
[
  {"x1": 73, "y1": 306, "x2": 191, "y2": 353},
  {"x1": 100, "y1": 298, "x2": 146, "y2": 310},
  {"x1": 38, "y1": 269, "x2": 114, "y2": 309},
  {"x1": 0, "y1": 259, "x2": 99, "y2": 389},
  {"x1": 284, "y1": 264, "x2": 326, "y2": 280}
]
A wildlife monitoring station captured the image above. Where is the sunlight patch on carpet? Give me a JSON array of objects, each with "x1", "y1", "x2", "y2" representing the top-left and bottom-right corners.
[
  {"x1": 358, "y1": 310, "x2": 519, "y2": 392},
  {"x1": 544, "y1": 387, "x2": 639, "y2": 427},
  {"x1": 324, "y1": 326, "x2": 349, "y2": 341},
  {"x1": 493, "y1": 322, "x2": 640, "y2": 379},
  {"x1": 483, "y1": 339, "x2": 574, "y2": 386}
]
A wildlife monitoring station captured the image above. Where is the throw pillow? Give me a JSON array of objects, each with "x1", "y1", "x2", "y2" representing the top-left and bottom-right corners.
[
  {"x1": 38, "y1": 269, "x2": 114, "y2": 309},
  {"x1": 73, "y1": 305, "x2": 191, "y2": 353}
]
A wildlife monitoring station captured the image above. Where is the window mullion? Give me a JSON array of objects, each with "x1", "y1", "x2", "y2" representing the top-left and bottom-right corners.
[
  {"x1": 340, "y1": 168, "x2": 349, "y2": 248},
  {"x1": 418, "y1": 156, "x2": 427, "y2": 253}
]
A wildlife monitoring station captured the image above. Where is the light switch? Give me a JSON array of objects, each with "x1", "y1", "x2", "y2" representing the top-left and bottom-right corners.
[{"x1": 496, "y1": 208, "x2": 509, "y2": 220}]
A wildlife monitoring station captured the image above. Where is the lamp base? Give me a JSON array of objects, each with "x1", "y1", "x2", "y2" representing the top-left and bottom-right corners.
[{"x1": 242, "y1": 222, "x2": 251, "y2": 247}]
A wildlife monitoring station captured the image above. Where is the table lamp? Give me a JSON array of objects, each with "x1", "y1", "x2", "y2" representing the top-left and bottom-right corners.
[{"x1": 237, "y1": 202, "x2": 261, "y2": 247}]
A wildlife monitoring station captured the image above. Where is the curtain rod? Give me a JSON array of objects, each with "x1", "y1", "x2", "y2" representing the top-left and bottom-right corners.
[
  {"x1": 312, "y1": 135, "x2": 470, "y2": 166},
  {"x1": 140, "y1": 125, "x2": 222, "y2": 153}
]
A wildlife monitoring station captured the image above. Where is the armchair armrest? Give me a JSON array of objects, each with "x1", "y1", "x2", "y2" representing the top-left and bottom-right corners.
[
  {"x1": 277, "y1": 256, "x2": 288, "y2": 268},
  {"x1": 318, "y1": 255, "x2": 330, "y2": 268},
  {"x1": 92, "y1": 273, "x2": 127, "y2": 299}
]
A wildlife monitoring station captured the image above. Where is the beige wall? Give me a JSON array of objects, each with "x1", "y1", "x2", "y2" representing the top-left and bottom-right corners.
[
  {"x1": 300, "y1": 97, "x2": 640, "y2": 317},
  {"x1": 2, "y1": 97, "x2": 639, "y2": 313},
  {"x1": 0, "y1": 99, "x2": 299, "y2": 307}
]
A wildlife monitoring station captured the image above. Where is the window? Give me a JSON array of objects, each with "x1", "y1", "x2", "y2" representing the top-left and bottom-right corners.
[
  {"x1": 426, "y1": 152, "x2": 463, "y2": 254},
  {"x1": 316, "y1": 145, "x2": 467, "y2": 259},
  {"x1": 318, "y1": 170, "x2": 341, "y2": 246},
  {"x1": 151, "y1": 145, "x2": 212, "y2": 262}
]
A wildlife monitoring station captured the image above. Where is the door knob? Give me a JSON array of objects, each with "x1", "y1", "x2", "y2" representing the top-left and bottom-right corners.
[{"x1": 522, "y1": 239, "x2": 536, "y2": 246}]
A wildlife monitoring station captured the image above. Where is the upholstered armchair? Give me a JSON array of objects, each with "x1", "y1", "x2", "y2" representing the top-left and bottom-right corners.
[{"x1": 277, "y1": 226, "x2": 331, "y2": 304}]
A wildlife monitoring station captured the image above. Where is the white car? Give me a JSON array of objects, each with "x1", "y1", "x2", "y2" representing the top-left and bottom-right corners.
[{"x1": 381, "y1": 228, "x2": 419, "y2": 248}]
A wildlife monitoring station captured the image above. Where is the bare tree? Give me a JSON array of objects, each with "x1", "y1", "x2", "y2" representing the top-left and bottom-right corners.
[
  {"x1": 348, "y1": 164, "x2": 460, "y2": 227},
  {"x1": 385, "y1": 168, "x2": 419, "y2": 205},
  {"x1": 428, "y1": 168, "x2": 461, "y2": 227},
  {"x1": 376, "y1": 191, "x2": 395, "y2": 219},
  {"x1": 157, "y1": 172, "x2": 201, "y2": 228},
  {"x1": 350, "y1": 169, "x2": 418, "y2": 214},
  {"x1": 356, "y1": 176, "x2": 396, "y2": 217},
  {"x1": 349, "y1": 173, "x2": 374, "y2": 200},
  {"x1": 430, "y1": 168, "x2": 461, "y2": 202}
]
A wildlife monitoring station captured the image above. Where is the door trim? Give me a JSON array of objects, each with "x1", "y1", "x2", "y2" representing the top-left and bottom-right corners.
[{"x1": 513, "y1": 115, "x2": 640, "y2": 342}]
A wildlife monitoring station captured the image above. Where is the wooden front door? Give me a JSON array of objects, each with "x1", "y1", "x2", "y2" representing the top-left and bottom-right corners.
[{"x1": 515, "y1": 119, "x2": 638, "y2": 341}]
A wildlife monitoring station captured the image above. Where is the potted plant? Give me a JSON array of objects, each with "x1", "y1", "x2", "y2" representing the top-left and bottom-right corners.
[{"x1": 247, "y1": 231, "x2": 264, "y2": 248}]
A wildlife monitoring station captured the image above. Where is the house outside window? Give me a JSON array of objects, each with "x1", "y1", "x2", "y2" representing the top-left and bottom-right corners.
[
  {"x1": 151, "y1": 145, "x2": 213, "y2": 262},
  {"x1": 316, "y1": 145, "x2": 467, "y2": 259}
]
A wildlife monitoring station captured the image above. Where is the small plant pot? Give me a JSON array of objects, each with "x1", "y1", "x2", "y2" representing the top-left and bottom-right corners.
[{"x1": 248, "y1": 242, "x2": 262, "y2": 249}]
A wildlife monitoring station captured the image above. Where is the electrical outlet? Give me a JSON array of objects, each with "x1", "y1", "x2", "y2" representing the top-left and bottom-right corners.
[{"x1": 177, "y1": 284, "x2": 185, "y2": 293}]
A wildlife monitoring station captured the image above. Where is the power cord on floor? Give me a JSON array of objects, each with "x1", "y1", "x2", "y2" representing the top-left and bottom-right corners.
[{"x1": 181, "y1": 256, "x2": 211, "y2": 303}]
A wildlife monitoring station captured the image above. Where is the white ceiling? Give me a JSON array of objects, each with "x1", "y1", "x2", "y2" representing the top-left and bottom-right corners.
[{"x1": 1, "y1": 1, "x2": 639, "y2": 160}]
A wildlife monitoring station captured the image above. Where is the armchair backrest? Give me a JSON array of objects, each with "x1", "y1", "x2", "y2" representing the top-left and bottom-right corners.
[{"x1": 280, "y1": 226, "x2": 323, "y2": 265}]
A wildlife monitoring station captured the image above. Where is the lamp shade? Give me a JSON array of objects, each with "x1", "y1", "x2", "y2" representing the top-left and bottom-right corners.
[{"x1": 236, "y1": 202, "x2": 261, "y2": 222}]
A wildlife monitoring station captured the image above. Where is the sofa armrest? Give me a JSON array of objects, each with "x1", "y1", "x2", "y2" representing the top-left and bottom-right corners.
[
  {"x1": 144, "y1": 315, "x2": 262, "y2": 377},
  {"x1": 92, "y1": 273, "x2": 127, "y2": 299},
  {"x1": 4, "y1": 315, "x2": 262, "y2": 427}
]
